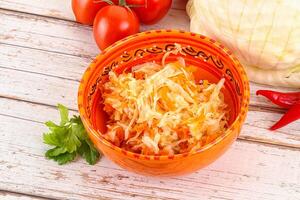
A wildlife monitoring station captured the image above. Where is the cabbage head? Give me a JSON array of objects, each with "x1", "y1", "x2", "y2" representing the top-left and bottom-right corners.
[{"x1": 187, "y1": 0, "x2": 300, "y2": 88}]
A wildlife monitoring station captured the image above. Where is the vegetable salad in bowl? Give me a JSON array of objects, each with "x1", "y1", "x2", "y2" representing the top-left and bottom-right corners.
[
  {"x1": 78, "y1": 30, "x2": 250, "y2": 175},
  {"x1": 101, "y1": 57, "x2": 229, "y2": 156}
]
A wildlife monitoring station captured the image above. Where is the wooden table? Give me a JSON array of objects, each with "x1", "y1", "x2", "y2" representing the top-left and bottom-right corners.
[{"x1": 0, "y1": 1, "x2": 299, "y2": 199}]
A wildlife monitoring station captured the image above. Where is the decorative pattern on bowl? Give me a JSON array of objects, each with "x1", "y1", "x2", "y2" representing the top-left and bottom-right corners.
[{"x1": 78, "y1": 30, "x2": 250, "y2": 176}]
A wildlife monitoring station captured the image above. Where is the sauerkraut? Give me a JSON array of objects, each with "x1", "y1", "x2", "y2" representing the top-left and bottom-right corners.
[{"x1": 100, "y1": 58, "x2": 229, "y2": 155}]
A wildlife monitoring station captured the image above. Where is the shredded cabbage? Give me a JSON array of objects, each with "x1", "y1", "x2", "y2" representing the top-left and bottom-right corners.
[{"x1": 101, "y1": 58, "x2": 229, "y2": 155}]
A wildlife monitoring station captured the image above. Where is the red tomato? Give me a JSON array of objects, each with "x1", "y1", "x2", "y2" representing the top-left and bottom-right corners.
[
  {"x1": 72, "y1": 0, "x2": 118, "y2": 25},
  {"x1": 93, "y1": 5, "x2": 140, "y2": 50},
  {"x1": 126, "y1": 0, "x2": 172, "y2": 24}
]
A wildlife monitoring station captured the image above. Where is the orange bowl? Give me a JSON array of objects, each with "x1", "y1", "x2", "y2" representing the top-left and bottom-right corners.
[{"x1": 78, "y1": 30, "x2": 250, "y2": 176}]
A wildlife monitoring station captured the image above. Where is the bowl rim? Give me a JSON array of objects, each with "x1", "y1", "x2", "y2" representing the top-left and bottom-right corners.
[{"x1": 78, "y1": 29, "x2": 250, "y2": 161}]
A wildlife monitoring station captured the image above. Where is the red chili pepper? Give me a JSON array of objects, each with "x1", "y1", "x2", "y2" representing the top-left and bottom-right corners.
[
  {"x1": 256, "y1": 90, "x2": 300, "y2": 109},
  {"x1": 270, "y1": 103, "x2": 300, "y2": 131},
  {"x1": 256, "y1": 90, "x2": 300, "y2": 130}
]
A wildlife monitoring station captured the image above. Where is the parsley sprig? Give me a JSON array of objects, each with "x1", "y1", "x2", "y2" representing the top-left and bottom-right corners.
[{"x1": 43, "y1": 104, "x2": 100, "y2": 165}]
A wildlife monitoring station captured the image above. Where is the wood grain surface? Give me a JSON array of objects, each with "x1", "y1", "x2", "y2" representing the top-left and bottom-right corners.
[{"x1": 0, "y1": 0, "x2": 299, "y2": 199}]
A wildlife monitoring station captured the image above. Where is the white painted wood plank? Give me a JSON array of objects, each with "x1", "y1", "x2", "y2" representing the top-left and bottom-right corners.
[
  {"x1": 0, "y1": 9, "x2": 189, "y2": 58},
  {"x1": 241, "y1": 110, "x2": 300, "y2": 148},
  {"x1": 0, "y1": 67, "x2": 78, "y2": 109},
  {"x1": 0, "y1": 0, "x2": 186, "y2": 21},
  {"x1": 1, "y1": 2, "x2": 297, "y2": 110},
  {"x1": 0, "y1": 43, "x2": 90, "y2": 81},
  {"x1": 0, "y1": 0, "x2": 73, "y2": 21},
  {"x1": 0, "y1": 64, "x2": 298, "y2": 115},
  {"x1": 0, "y1": 9, "x2": 98, "y2": 58},
  {"x1": 0, "y1": 1, "x2": 298, "y2": 199},
  {"x1": 0, "y1": 191, "x2": 45, "y2": 200},
  {"x1": 1, "y1": 25, "x2": 299, "y2": 147},
  {"x1": 1, "y1": 9, "x2": 298, "y2": 109},
  {"x1": 0, "y1": 55, "x2": 299, "y2": 148},
  {"x1": 0, "y1": 114, "x2": 299, "y2": 200},
  {"x1": 0, "y1": 97, "x2": 78, "y2": 123},
  {"x1": 0, "y1": 96, "x2": 299, "y2": 156}
]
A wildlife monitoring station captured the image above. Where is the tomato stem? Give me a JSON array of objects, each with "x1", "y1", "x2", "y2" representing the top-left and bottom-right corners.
[
  {"x1": 119, "y1": 0, "x2": 127, "y2": 6},
  {"x1": 94, "y1": 0, "x2": 146, "y2": 8},
  {"x1": 126, "y1": 4, "x2": 146, "y2": 8},
  {"x1": 93, "y1": 0, "x2": 115, "y2": 5},
  {"x1": 119, "y1": 0, "x2": 147, "y2": 8}
]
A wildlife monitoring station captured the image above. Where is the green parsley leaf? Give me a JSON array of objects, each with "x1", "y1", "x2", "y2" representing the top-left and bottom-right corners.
[
  {"x1": 71, "y1": 116, "x2": 87, "y2": 140},
  {"x1": 50, "y1": 151, "x2": 77, "y2": 165},
  {"x1": 44, "y1": 122, "x2": 67, "y2": 146},
  {"x1": 45, "y1": 146, "x2": 67, "y2": 157},
  {"x1": 78, "y1": 140, "x2": 100, "y2": 165},
  {"x1": 58, "y1": 104, "x2": 69, "y2": 126},
  {"x1": 43, "y1": 104, "x2": 101, "y2": 165},
  {"x1": 45, "y1": 147, "x2": 76, "y2": 165}
]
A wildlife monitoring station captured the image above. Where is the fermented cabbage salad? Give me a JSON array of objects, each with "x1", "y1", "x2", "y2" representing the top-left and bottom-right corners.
[{"x1": 101, "y1": 58, "x2": 229, "y2": 155}]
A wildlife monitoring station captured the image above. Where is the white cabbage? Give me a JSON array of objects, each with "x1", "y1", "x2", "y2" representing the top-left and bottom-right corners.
[{"x1": 187, "y1": 0, "x2": 300, "y2": 88}]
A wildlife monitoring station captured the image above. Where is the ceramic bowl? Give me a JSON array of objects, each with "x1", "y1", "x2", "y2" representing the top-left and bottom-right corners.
[{"x1": 78, "y1": 30, "x2": 250, "y2": 176}]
